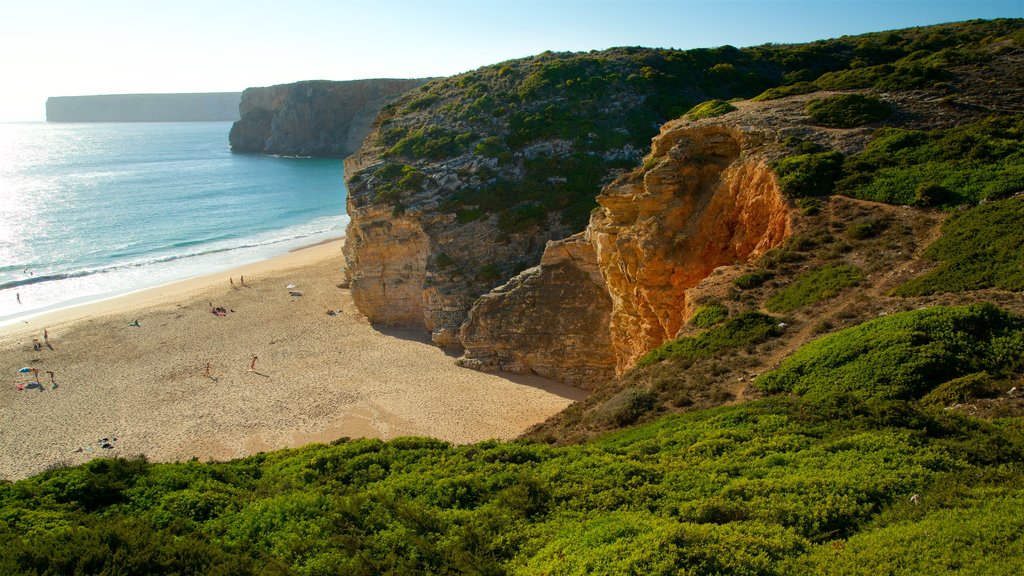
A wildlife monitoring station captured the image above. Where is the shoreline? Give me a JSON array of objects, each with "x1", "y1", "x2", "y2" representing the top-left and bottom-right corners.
[
  {"x1": 0, "y1": 238, "x2": 585, "y2": 480},
  {"x1": 0, "y1": 237, "x2": 347, "y2": 339}
]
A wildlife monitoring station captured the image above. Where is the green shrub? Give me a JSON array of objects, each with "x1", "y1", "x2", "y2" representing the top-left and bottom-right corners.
[
  {"x1": 806, "y1": 93, "x2": 892, "y2": 128},
  {"x1": 920, "y1": 372, "x2": 1002, "y2": 407},
  {"x1": 477, "y1": 263, "x2": 502, "y2": 283},
  {"x1": 434, "y1": 253, "x2": 456, "y2": 269},
  {"x1": 756, "y1": 303, "x2": 1024, "y2": 401},
  {"x1": 844, "y1": 217, "x2": 887, "y2": 240},
  {"x1": 772, "y1": 151, "x2": 844, "y2": 197},
  {"x1": 835, "y1": 116, "x2": 1024, "y2": 206},
  {"x1": 690, "y1": 303, "x2": 729, "y2": 328},
  {"x1": 637, "y1": 312, "x2": 781, "y2": 368},
  {"x1": 683, "y1": 99, "x2": 738, "y2": 120},
  {"x1": 734, "y1": 270, "x2": 774, "y2": 289},
  {"x1": 894, "y1": 197, "x2": 1024, "y2": 295},
  {"x1": 752, "y1": 81, "x2": 820, "y2": 101},
  {"x1": 594, "y1": 388, "x2": 659, "y2": 426},
  {"x1": 765, "y1": 264, "x2": 863, "y2": 313}
]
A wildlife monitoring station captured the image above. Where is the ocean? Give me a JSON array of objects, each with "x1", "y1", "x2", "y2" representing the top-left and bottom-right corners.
[{"x1": 0, "y1": 121, "x2": 348, "y2": 326}]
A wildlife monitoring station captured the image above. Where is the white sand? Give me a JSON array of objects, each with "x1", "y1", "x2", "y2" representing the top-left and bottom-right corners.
[{"x1": 0, "y1": 240, "x2": 585, "y2": 480}]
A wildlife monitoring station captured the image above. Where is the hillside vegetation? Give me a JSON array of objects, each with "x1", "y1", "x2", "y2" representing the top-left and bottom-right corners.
[
  {"x1": 5, "y1": 18, "x2": 1024, "y2": 575},
  {"x1": 1, "y1": 304, "x2": 1021, "y2": 574},
  {"x1": 351, "y1": 18, "x2": 1022, "y2": 284}
]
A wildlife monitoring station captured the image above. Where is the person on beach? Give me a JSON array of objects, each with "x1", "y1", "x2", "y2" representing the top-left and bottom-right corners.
[
  {"x1": 46, "y1": 370, "x2": 56, "y2": 386},
  {"x1": 32, "y1": 338, "x2": 41, "y2": 351},
  {"x1": 16, "y1": 292, "x2": 21, "y2": 304},
  {"x1": 44, "y1": 329, "x2": 49, "y2": 344},
  {"x1": 250, "y1": 355, "x2": 258, "y2": 371},
  {"x1": 204, "y1": 362, "x2": 212, "y2": 378},
  {"x1": 230, "y1": 277, "x2": 235, "y2": 287},
  {"x1": 241, "y1": 275, "x2": 245, "y2": 286}
]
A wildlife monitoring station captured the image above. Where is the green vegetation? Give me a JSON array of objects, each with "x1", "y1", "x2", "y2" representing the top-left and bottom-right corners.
[
  {"x1": 773, "y1": 152, "x2": 844, "y2": 198},
  {"x1": 636, "y1": 311, "x2": 782, "y2": 369},
  {"x1": 806, "y1": 94, "x2": 892, "y2": 128},
  {"x1": 752, "y1": 81, "x2": 819, "y2": 101},
  {"x1": 920, "y1": 372, "x2": 1003, "y2": 407},
  {"x1": 370, "y1": 19, "x2": 1023, "y2": 239},
  {"x1": 734, "y1": 270, "x2": 774, "y2": 289},
  {"x1": 765, "y1": 264, "x2": 863, "y2": 313},
  {"x1": 773, "y1": 115, "x2": 1024, "y2": 207},
  {"x1": 756, "y1": 303, "x2": 1024, "y2": 402},
  {"x1": 836, "y1": 115, "x2": 1024, "y2": 206},
  {"x1": 683, "y1": 99, "x2": 737, "y2": 120},
  {"x1": 2, "y1": 303, "x2": 1023, "y2": 573},
  {"x1": 895, "y1": 197, "x2": 1024, "y2": 295},
  {"x1": 689, "y1": 303, "x2": 729, "y2": 328}
]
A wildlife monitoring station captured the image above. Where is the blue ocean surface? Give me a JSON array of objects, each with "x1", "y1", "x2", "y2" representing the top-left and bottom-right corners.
[{"x1": 0, "y1": 121, "x2": 348, "y2": 326}]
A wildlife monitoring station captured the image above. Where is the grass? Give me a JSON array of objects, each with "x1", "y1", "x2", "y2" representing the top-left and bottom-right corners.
[
  {"x1": 635, "y1": 311, "x2": 782, "y2": 369},
  {"x1": 765, "y1": 264, "x2": 863, "y2": 312},
  {"x1": 894, "y1": 197, "x2": 1024, "y2": 295}
]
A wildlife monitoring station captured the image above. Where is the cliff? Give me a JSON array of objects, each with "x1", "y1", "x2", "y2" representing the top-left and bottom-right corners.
[
  {"x1": 46, "y1": 93, "x2": 240, "y2": 122},
  {"x1": 342, "y1": 19, "x2": 1022, "y2": 352},
  {"x1": 590, "y1": 125, "x2": 790, "y2": 371},
  {"x1": 456, "y1": 120, "x2": 791, "y2": 382},
  {"x1": 229, "y1": 79, "x2": 429, "y2": 157},
  {"x1": 342, "y1": 19, "x2": 1024, "y2": 383},
  {"x1": 457, "y1": 233, "x2": 616, "y2": 388}
]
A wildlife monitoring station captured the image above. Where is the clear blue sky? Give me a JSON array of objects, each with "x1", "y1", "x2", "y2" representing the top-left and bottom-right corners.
[{"x1": 2, "y1": 0, "x2": 1020, "y2": 121}]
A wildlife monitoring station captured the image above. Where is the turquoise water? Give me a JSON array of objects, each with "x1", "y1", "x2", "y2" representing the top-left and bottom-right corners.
[{"x1": 0, "y1": 122, "x2": 347, "y2": 325}]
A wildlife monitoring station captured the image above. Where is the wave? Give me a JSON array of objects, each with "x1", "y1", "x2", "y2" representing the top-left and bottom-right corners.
[{"x1": 0, "y1": 216, "x2": 348, "y2": 292}]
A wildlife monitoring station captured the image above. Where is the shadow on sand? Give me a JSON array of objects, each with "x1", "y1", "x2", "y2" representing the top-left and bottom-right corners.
[{"x1": 369, "y1": 324, "x2": 589, "y2": 403}]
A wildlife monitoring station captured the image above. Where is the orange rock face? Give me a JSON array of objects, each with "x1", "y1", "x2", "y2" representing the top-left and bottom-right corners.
[{"x1": 591, "y1": 125, "x2": 790, "y2": 371}]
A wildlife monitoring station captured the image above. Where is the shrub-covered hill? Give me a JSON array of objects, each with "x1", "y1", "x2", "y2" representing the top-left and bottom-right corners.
[
  {"x1": 1, "y1": 305, "x2": 1022, "y2": 574},
  {"x1": 357, "y1": 18, "x2": 1021, "y2": 233},
  {"x1": 342, "y1": 17, "x2": 1023, "y2": 347}
]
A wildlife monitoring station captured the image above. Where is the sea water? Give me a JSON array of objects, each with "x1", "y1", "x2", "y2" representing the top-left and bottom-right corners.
[{"x1": 0, "y1": 121, "x2": 348, "y2": 326}]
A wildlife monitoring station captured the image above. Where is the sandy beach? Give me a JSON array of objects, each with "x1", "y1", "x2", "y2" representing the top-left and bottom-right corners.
[{"x1": 0, "y1": 240, "x2": 585, "y2": 480}]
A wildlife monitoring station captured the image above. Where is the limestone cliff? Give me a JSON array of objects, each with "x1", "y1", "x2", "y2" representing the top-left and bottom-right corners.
[
  {"x1": 457, "y1": 234, "x2": 615, "y2": 388},
  {"x1": 456, "y1": 121, "x2": 790, "y2": 379},
  {"x1": 341, "y1": 20, "x2": 1019, "y2": 381},
  {"x1": 591, "y1": 124, "x2": 790, "y2": 371},
  {"x1": 229, "y1": 79, "x2": 429, "y2": 157}
]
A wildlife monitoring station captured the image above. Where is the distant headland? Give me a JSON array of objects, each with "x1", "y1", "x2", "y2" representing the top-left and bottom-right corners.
[
  {"x1": 46, "y1": 92, "x2": 242, "y2": 122},
  {"x1": 229, "y1": 78, "x2": 431, "y2": 158}
]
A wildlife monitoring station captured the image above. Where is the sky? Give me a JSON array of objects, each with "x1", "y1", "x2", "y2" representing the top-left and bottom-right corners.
[{"x1": 1, "y1": 0, "x2": 1020, "y2": 121}]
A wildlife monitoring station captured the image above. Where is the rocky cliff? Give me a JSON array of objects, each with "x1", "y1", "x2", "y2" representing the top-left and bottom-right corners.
[
  {"x1": 456, "y1": 120, "x2": 791, "y2": 381},
  {"x1": 341, "y1": 19, "x2": 1023, "y2": 383},
  {"x1": 229, "y1": 79, "x2": 429, "y2": 157},
  {"x1": 591, "y1": 125, "x2": 790, "y2": 371},
  {"x1": 457, "y1": 233, "x2": 616, "y2": 387}
]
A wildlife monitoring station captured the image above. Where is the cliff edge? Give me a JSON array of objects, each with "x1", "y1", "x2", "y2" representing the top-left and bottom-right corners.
[{"x1": 229, "y1": 79, "x2": 430, "y2": 157}]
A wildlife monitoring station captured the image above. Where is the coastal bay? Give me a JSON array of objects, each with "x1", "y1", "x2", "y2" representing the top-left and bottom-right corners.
[{"x1": 0, "y1": 239, "x2": 585, "y2": 480}]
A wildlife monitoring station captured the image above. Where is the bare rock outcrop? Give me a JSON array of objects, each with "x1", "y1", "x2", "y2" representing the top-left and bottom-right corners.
[
  {"x1": 457, "y1": 234, "x2": 615, "y2": 388},
  {"x1": 456, "y1": 122, "x2": 791, "y2": 380},
  {"x1": 229, "y1": 79, "x2": 429, "y2": 157},
  {"x1": 591, "y1": 124, "x2": 790, "y2": 371}
]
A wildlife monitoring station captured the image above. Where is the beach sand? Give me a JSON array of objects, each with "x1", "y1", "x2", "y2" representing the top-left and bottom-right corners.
[{"x1": 0, "y1": 240, "x2": 586, "y2": 480}]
